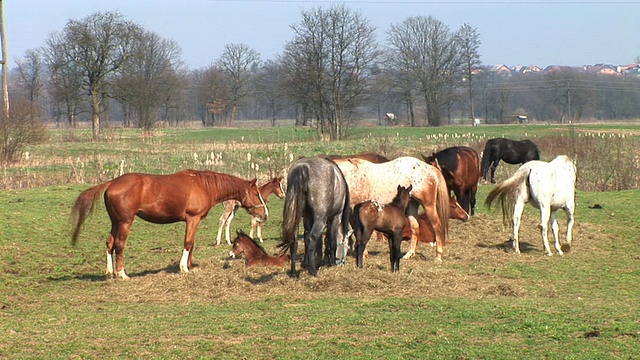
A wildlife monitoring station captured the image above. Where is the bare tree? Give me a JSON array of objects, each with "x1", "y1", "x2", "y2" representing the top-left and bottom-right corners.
[
  {"x1": 44, "y1": 11, "x2": 140, "y2": 139},
  {"x1": 114, "y1": 30, "x2": 184, "y2": 131},
  {"x1": 255, "y1": 59, "x2": 286, "y2": 126},
  {"x1": 216, "y1": 43, "x2": 260, "y2": 126},
  {"x1": 14, "y1": 49, "x2": 44, "y2": 113},
  {"x1": 282, "y1": 5, "x2": 379, "y2": 139},
  {"x1": 387, "y1": 16, "x2": 462, "y2": 126},
  {"x1": 455, "y1": 23, "x2": 482, "y2": 122},
  {"x1": 0, "y1": 99, "x2": 46, "y2": 163}
]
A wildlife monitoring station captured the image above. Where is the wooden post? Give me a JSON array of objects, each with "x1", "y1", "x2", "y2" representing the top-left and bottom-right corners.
[{"x1": 0, "y1": 0, "x2": 8, "y2": 118}]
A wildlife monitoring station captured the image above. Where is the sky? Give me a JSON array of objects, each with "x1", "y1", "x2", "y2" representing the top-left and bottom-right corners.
[{"x1": 6, "y1": 0, "x2": 640, "y2": 70}]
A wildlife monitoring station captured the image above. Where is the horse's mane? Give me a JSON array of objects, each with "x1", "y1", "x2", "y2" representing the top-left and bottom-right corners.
[{"x1": 195, "y1": 170, "x2": 254, "y2": 199}]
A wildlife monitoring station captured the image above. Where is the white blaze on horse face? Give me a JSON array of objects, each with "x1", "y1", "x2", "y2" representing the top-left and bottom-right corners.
[
  {"x1": 228, "y1": 250, "x2": 236, "y2": 258},
  {"x1": 180, "y1": 249, "x2": 190, "y2": 272}
]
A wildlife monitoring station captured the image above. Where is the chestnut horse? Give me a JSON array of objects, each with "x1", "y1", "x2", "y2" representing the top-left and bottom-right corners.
[
  {"x1": 215, "y1": 176, "x2": 285, "y2": 245},
  {"x1": 229, "y1": 230, "x2": 288, "y2": 267},
  {"x1": 332, "y1": 156, "x2": 449, "y2": 261},
  {"x1": 404, "y1": 196, "x2": 469, "y2": 255},
  {"x1": 422, "y1": 146, "x2": 480, "y2": 215},
  {"x1": 71, "y1": 170, "x2": 268, "y2": 279},
  {"x1": 353, "y1": 185, "x2": 413, "y2": 272}
]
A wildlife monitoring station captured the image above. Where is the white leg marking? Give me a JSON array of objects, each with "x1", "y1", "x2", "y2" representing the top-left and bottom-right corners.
[
  {"x1": 180, "y1": 249, "x2": 190, "y2": 273},
  {"x1": 106, "y1": 251, "x2": 114, "y2": 276},
  {"x1": 116, "y1": 268, "x2": 129, "y2": 280}
]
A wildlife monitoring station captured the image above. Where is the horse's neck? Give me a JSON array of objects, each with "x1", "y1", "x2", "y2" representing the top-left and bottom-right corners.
[
  {"x1": 207, "y1": 173, "x2": 246, "y2": 203},
  {"x1": 259, "y1": 183, "x2": 276, "y2": 199},
  {"x1": 242, "y1": 240, "x2": 268, "y2": 259}
]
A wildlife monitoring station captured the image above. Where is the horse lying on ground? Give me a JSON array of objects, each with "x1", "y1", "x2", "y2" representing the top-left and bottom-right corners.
[
  {"x1": 216, "y1": 176, "x2": 285, "y2": 245},
  {"x1": 278, "y1": 156, "x2": 351, "y2": 277},
  {"x1": 485, "y1": 155, "x2": 576, "y2": 256},
  {"x1": 422, "y1": 146, "x2": 480, "y2": 215},
  {"x1": 353, "y1": 185, "x2": 413, "y2": 272},
  {"x1": 229, "y1": 230, "x2": 288, "y2": 267},
  {"x1": 481, "y1": 138, "x2": 541, "y2": 184},
  {"x1": 70, "y1": 170, "x2": 268, "y2": 279}
]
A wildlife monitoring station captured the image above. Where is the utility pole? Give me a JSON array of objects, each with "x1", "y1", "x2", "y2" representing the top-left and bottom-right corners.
[{"x1": 0, "y1": 0, "x2": 8, "y2": 118}]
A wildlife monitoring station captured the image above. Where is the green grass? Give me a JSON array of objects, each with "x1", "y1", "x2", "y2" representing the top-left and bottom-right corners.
[{"x1": 2, "y1": 123, "x2": 640, "y2": 359}]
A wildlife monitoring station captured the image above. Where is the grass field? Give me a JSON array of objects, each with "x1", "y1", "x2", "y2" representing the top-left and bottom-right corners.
[{"x1": 1, "y1": 123, "x2": 639, "y2": 359}]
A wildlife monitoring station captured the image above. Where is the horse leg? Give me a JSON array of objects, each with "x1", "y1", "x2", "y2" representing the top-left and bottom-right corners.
[
  {"x1": 490, "y1": 160, "x2": 500, "y2": 184},
  {"x1": 324, "y1": 217, "x2": 339, "y2": 267},
  {"x1": 224, "y1": 209, "x2": 235, "y2": 245},
  {"x1": 469, "y1": 185, "x2": 478, "y2": 216},
  {"x1": 180, "y1": 217, "x2": 202, "y2": 273},
  {"x1": 402, "y1": 216, "x2": 420, "y2": 259},
  {"x1": 112, "y1": 222, "x2": 132, "y2": 280},
  {"x1": 105, "y1": 225, "x2": 116, "y2": 278},
  {"x1": 306, "y1": 220, "x2": 325, "y2": 276},
  {"x1": 250, "y1": 218, "x2": 263, "y2": 242},
  {"x1": 564, "y1": 203, "x2": 575, "y2": 251},
  {"x1": 512, "y1": 200, "x2": 526, "y2": 254},
  {"x1": 538, "y1": 206, "x2": 553, "y2": 256},
  {"x1": 389, "y1": 233, "x2": 402, "y2": 272},
  {"x1": 550, "y1": 210, "x2": 563, "y2": 256},
  {"x1": 355, "y1": 227, "x2": 373, "y2": 268},
  {"x1": 422, "y1": 205, "x2": 445, "y2": 262},
  {"x1": 215, "y1": 207, "x2": 231, "y2": 246}
]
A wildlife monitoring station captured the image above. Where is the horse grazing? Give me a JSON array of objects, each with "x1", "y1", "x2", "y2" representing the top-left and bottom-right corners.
[
  {"x1": 278, "y1": 156, "x2": 351, "y2": 276},
  {"x1": 422, "y1": 146, "x2": 480, "y2": 215},
  {"x1": 485, "y1": 155, "x2": 576, "y2": 256},
  {"x1": 70, "y1": 170, "x2": 268, "y2": 279},
  {"x1": 333, "y1": 156, "x2": 449, "y2": 261},
  {"x1": 215, "y1": 176, "x2": 285, "y2": 245},
  {"x1": 404, "y1": 196, "x2": 469, "y2": 252},
  {"x1": 481, "y1": 138, "x2": 541, "y2": 183},
  {"x1": 229, "y1": 230, "x2": 288, "y2": 267},
  {"x1": 353, "y1": 185, "x2": 413, "y2": 272}
]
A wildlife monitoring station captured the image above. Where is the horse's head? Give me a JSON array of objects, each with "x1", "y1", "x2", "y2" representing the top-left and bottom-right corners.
[
  {"x1": 392, "y1": 184, "x2": 413, "y2": 211},
  {"x1": 229, "y1": 230, "x2": 248, "y2": 258},
  {"x1": 449, "y1": 196, "x2": 470, "y2": 222},
  {"x1": 273, "y1": 176, "x2": 285, "y2": 199},
  {"x1": 242, "y1": 179, "x2": 269, "y2": 222}
]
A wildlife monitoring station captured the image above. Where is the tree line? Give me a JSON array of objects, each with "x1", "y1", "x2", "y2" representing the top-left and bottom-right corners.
[{"x1": 9, "y1": 6, "x2": 640, "y2": 142}]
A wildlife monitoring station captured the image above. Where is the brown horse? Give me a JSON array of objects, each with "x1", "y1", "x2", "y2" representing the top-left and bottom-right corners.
[
  {"x1": 216, "y1": 176, "x2": 285, "y2": 245},
  {"x1": 70, "y1": 170, "x2": 268, "y2": 279},
  {"x1": 403, "y1": 196, "x2": 469, "y2": 255},
  {"x1": 353, "y1": 185, "x2": 413, "y2": 271},
  {"x1": 229, "y1": 230, "x2": 289, "y2": 267},
  {"x1": 364, "y1": 195, "x2": 468, "y2": 259},
  {"x1": 422, "y1": 146, "x2": 480, "y2": 215},
  {"x1": 333, "y1": 156, "x2": 450, "y2": 262}
]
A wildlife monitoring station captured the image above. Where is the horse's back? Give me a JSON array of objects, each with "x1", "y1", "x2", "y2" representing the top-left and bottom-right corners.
[{"x1": 527, "y1": 156, "x2": 576, "y2": 208}]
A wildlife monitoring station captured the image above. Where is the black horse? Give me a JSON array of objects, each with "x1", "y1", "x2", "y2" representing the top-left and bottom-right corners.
[
  {"x1": 278, "y1": 156, "x2": 351, "y2": 277},
  {"x1": 481, "y1": 138, "x2": 541, "y2": 183}
]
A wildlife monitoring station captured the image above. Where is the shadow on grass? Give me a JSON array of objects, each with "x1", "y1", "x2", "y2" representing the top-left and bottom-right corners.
[
  {"x1": 47, "y1": 263, "x2": 183, "y2": 282},
  {"x1": 475, "y1": 238, "x2": 538, "y2": 253}
]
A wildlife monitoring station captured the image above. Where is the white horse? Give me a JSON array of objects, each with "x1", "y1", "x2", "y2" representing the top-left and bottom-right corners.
[{"x1": 485, "y1": 155, "x2": 576, "y2": 256}]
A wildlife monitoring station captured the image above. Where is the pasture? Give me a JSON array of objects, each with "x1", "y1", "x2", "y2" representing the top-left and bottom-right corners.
[{"x1": 1, "y1": 123, "x2": 639, "y2": 359}]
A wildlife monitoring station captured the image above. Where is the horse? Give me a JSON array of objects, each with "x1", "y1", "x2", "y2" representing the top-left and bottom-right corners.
[
  {"x1": 353, "y1": 185, "x2": 413, "y2": 272},
  {"x1": 422, "y1": 146, "x2": 480, "y2": 215},
  {"x1": 70, "y1": 170, "x2": 268, "y2": 279},
  {"x1": 404, "y1": 196, "x2": 469, "y2": 254},
  {"x1": 332, "y1": 156, "x2": 449, "y2": 261},
  {"x1": 229, "y1": 230, "x2": 289, "y2": 267},
  {"x1": 278, "y1": 156, "x2": 351, "y2": 277},
  {"x1": 480, "y1": 138, "x2": 541, "y2": 184},
  {"x1": 485, "y1": 155, "x2": 576, "y2": 256},
  {"x1": 215, "y1": 176, "x2": 285, "y2": 245}
]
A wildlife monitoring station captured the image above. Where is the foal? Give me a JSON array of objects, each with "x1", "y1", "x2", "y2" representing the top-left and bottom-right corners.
[
  {"x1": 216, "y1": 177, "x2": 284, "y2": 245},
  {"x1": 229, "y1": 230, "x2": 289, "y2": 267},
  {"x1": 353, "y1": 184, "x2": 413, "y2": 272}
]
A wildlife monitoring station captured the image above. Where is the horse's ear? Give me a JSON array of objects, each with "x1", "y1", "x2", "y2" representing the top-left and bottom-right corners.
[
  {"x1": 420, "y1": 153, "x2": 428, "y2": 161},
  {"x1": 250, "y1": 178, "x2": 258, "y2": 186},
  {"x1": 407, "y1": 184, "x2": 413, "y2": 192}
]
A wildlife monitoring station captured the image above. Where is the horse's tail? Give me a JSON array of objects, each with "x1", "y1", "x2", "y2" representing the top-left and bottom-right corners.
[
  {"x1": 434, "y1": 173, "x2": 450, "y2": 241},
  {"x1": 278, "y1": 165, "x2": 307, "y2": 254},
  {"x1": 485, "y1": 168, "x2": 529, "y2": 227},
  {"x1": 70, "y1": 181, "x2": 112, "y2": 246}
]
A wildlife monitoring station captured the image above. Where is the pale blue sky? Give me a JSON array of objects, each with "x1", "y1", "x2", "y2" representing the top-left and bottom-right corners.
[{"x1": 6, "y1": 0, "x2": 640, "y2": 70}]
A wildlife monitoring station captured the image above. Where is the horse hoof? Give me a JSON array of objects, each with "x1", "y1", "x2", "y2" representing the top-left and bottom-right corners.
[{"x1": 560, "y1": 244, "x2": 571, "y2": 253}]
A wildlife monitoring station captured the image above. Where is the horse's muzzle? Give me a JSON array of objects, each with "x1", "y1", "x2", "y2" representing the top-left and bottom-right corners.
[{"x1": 228, "y1": 251, "x2": 236, "y2": 258}]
